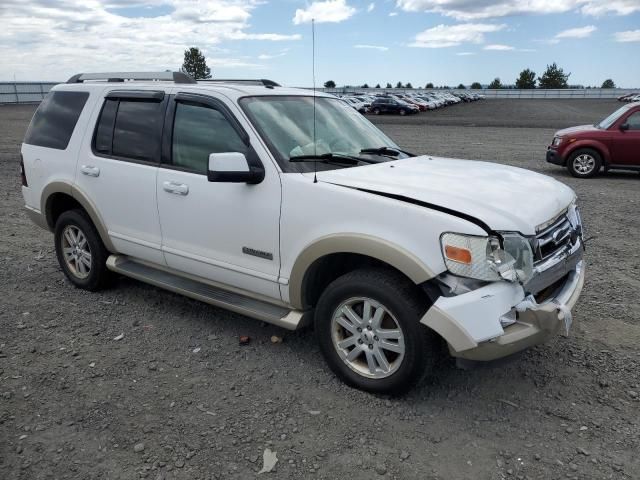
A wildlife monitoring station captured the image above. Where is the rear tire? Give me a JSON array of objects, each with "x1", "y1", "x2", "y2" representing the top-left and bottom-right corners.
[
  {"x1": 373, "y1": 108, "x2": 381, "y2": 115},
  {"x1": 399, "y1": 109, "x2": 406, "y2": 116},
  {"x1": 314, "y1": 268, "x2": 438, "y2": 395},
  {"x1": 567, "y1": 148, "x2": 602, "y2": 178},
  {"x1": 54, "y1": 209, "x2": 112, "y2": 291}
]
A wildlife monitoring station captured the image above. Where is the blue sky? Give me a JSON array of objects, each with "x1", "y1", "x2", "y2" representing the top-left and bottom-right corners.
[{"x1": 1, "y1": 1, "x2": 639, "y2": 87}]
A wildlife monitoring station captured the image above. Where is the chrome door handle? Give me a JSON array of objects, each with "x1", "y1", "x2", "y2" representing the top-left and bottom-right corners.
[
  {"x1": 81, "y1": 165, "x2": 100, "y2": 177},
  {"x1": 162, "y1": 181, "x2": 189, "y2": 196}
]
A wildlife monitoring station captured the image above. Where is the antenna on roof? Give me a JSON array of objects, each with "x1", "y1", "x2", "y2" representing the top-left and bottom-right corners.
[{"x1": 312, "y1": 18, "x2": 318, "y2": 184}]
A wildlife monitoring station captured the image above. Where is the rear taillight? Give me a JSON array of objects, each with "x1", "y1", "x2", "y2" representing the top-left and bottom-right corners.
[{"x1": 20, "y1": 154, "x2": 28, "y2": 187}]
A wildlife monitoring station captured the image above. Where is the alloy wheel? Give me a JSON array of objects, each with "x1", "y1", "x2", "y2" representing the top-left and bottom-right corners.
[
  {"x1": 573, "y1": 154, "x2": 596, "y2": 175},
  {"x1": 331, "y1": 297, "x2": 405, "y2": 379},
  {"x1": 61, "y1": 225, "x2": 92, "y2": 279}
]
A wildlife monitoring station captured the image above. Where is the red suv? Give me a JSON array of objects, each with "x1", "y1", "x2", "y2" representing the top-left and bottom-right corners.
[{"x1": 547, "y1": 102, "x2": 640, "y2": 177}]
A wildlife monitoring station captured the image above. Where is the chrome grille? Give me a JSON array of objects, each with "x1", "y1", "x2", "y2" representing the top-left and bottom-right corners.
[{"x1": 533, "y1": 214, "x2": 574, "y2": 263}]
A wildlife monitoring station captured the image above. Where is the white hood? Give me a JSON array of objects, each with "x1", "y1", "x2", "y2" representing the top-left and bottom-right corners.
[{"x1": 316, "y1": 156, "x2": 575, "y2": 235}]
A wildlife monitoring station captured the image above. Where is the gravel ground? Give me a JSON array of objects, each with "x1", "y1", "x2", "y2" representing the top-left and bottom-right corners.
[{"x1": 1, "y1": 100, "x2": 638, "y2": 480}]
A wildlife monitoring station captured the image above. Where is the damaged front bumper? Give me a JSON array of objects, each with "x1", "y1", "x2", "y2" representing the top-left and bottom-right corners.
[{"x1": 421, "y1": 259, "x2": 585, "y2": 362}]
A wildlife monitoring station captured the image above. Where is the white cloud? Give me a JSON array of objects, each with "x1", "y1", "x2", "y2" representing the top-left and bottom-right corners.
[
  {"x1": 354, "y1": 44, "x2": 388, "y2": 51},
  {"x1": 456, "y1": 52, "x2": 475, "y2": 56},
  {"x1": 614, "y1": 30, "x2": 640, "y2": 42},
  {"x1": 367, "y1": 3, "x2": 375, "y2": 12},
  {"x1": 0, "y1": 0, "x2": 301, "y2": 80},
  {"x1": 257, "y1": 49, "x2": 290, "y2": 60},
  {"x1": 483, "y1": 44, "x2": 515, "y2": 50},
  {"x1": 396, "y1": 0, "x2": 640, "y2": 20},
  {"x1": 580, "y1": 0, "x2": 640, "y2": 16},
  {"x1": 555, "y1": 25, "x2": 597, "y2": 39},
  {"x1": 389, "y1": 12, "x2": 398, "y2": 16},
  {"x1": 410, "y1": 23, "x2": 505, "y2": 48},
  {"x1": 293, "y1": 0, "x2": 356, "y2": 24}
]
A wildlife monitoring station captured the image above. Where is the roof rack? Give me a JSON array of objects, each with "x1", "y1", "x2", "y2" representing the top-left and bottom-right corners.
[
  {"x1": 199, "y1": 79, "x2": 281, "y2": 88},
  {"x1": 67, "y1": 71, "x2": 196, "y2": 84}
]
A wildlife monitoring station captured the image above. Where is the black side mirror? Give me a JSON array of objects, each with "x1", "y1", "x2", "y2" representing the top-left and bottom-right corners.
[
  {"x1": 207, "y1": 153, "x2": 265, "y2": 184},
  {"x1": 620, "y1": 123, "x2": 630, "y2": 131}
]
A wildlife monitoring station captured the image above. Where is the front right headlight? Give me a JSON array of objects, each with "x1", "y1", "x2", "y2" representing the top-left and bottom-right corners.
[
  {"x1": 552, "y1": 136, "x2": 563, "y2": 147},
  {"x1": 440, "y1": 232, "x2": 534, "y2": 284}
]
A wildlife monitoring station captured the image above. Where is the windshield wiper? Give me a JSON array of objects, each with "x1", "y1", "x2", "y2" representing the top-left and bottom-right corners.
[
  {"x1": 359, "y1": 147, "x2": 416, "y2": 157},
  {"x1": 289, "y1": 153, "x2": 376, "y2": 165}
]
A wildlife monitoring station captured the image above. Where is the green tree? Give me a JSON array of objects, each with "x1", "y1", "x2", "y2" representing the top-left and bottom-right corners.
[
  {"x1": 181, "y1": 47, "x2": 211, "y2": 80},
  {"x1": 405, "y1": 82, "x2": 413, "y2": 89},
  {"x1": 323, "y1": 80, "x2": 336, "y2": 88},
  {"x1": 456, "y1": 83, "x2": 466, "y2": 89},
  {"x1": 470, "y1": 82, "x2": 482, "y2": 89},
  {"x1": 538, "y1": 63, "x2": 570, "y2": 89},
  {"x1": 601, "y1": 79, "x2": 616, "y2": 89},
  {"x1": 395, "y1": 81, "x2": 403, "y2": 88},
  {"x1": 362, "y1": 83, "x2": 369, "y2": 88},
  {"x1": 375, "y1": 83, "x2": 381, "y2": 88},
  {"x1": 488, "y1": 77, "x2": 502, "y2": 89},
  {"x1": 425, "y1": 82, "x2": 434, "y2": 88},
  {"x1": 385, "y1": 83, "x2": 392, "y2": 88},
  {"x1": 515, "y1": 68, "x2": 536, "y2": 89}
]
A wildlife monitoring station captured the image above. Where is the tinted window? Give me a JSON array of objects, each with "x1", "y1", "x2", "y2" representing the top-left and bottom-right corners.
[
  {"x1": 172, "y1": 102, "x2": 247, "y2": 174},
  {"x1": 24, "y1": 91, "x2": 89, "y2": 150},
  {"x1": 94, "y1": 99, "x2": 117, "y2": 154},
  {"x1": 626, "y1": 111, "x2": 640, "y2": 130},
  {"x1": 112, "y1": 100, "x2": 163, "y2": 161}
]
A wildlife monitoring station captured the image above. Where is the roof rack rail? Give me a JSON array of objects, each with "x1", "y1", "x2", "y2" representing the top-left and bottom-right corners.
[
  {"x1": 199, "y1": 79, "x2": 281, "y2": 88},
  {"x1": 66, "y1": 71, "x2": 196, "y2": 84}
]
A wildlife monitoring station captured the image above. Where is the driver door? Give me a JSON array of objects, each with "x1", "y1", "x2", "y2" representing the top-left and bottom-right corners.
[
  {"x1": 611, "y1": 110, "x2": 640, "y2": 165},
  {"x1": 156, "y1": 92, "x2": 282, "y2": 299}
]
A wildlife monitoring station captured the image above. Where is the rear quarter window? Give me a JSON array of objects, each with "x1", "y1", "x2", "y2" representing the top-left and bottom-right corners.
[{"x1": 24, "y1": 91, "x2": 89, "y2": 150}]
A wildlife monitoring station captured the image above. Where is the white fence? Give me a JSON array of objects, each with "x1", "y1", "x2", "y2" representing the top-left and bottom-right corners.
[
  {"x1": 0, "y1": 82, "x2": 58, "y2": 104},
  {"x1": 320, "y1": 88, "x2": 638, "y2": 99},
  {"x1": 1, "y1": 82, "x2": 637, "y2": 104}
]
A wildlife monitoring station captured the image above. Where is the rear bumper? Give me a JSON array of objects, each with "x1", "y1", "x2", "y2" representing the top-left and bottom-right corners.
[
  {"x1": 421, "y1": 261, "x2": 585, "y2": 361},
  {"x1": 546, "y1": 148, "x2": 565, "y2": 166}
]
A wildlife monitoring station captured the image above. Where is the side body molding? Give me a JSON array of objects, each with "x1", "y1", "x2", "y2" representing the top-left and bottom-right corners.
[
  {"x1": 287, "y1": 233, "x2": 436, "y2": 310},
  {"x1": 41, "y1": 181, "x2": 116, "y2": 252}
]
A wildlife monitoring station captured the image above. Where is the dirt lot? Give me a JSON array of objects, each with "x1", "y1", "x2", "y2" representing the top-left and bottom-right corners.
[{"x1": 1, "y1": 100, "x2": 638, "y2": 480}]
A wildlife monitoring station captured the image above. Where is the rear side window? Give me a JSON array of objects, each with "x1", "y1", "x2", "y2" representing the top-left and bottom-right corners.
[
  {"x1": 24, "y1": 91, "x2": 89, "y2": 150},
  {"x1": 93, "y1": 96, "x2": 164, "y2": 162}
]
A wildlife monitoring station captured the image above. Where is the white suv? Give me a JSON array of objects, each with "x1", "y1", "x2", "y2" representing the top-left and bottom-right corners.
[{"x1": 21, "y1": 72, "x2": 585, "y2": 394}]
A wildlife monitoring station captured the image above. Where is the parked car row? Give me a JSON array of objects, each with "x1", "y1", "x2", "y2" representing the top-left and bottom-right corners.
[
  {"x1": 618, "y1": 93, "x2": 640, "y2": 103},
  {"x1": 336, "y1": 91, "x2": 483, "y2": 115}
]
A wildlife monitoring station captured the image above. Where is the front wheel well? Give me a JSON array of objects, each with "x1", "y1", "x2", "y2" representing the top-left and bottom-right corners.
[
  {"x1": 301, "y1": 253, "x2": 430, "y2": 310},
  {"x1": 565, "y1": 145, "x2": 605, "y2": 166}
]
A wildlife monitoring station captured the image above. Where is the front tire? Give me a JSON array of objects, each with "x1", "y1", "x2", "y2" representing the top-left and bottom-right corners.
[
  {"x1": 314, "y1": 269, "x2": 438, "y2": 394},
  {"x1": 372, "y1": 108, "x2": 381, "y2": 115},
  {"x1": 399, "y1": 109, "x2": 406, "y2": 116},
  {"x1": 54, "y1": 209, "x2": 112, "y2": 291},
  {"x1": 567, "y1": 148, "x2": 601, "y2": 178}
]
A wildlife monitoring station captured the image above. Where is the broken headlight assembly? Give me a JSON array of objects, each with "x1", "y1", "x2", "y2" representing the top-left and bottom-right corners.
[{"x1": 440, "y1": 232, "x2": 534, "y2": 284}]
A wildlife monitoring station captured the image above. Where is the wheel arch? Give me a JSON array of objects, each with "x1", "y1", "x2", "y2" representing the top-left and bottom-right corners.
[
  {"x1": 288, "y1": 234, "x2": 436, "y2": 310},
  {"x1": 41, "y1": 181, "x2": 116, "y2": 252},
  {"x1": 565, "y1": 141, "x2": 610, "y2": 166}
]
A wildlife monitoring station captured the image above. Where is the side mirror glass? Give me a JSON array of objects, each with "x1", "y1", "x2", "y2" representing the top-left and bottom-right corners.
[
  {"x1": 620, "y1": 123, "x2": 630, "y2": 131},
  {"x1": 207, "y1": 152, "x2": 264, "y2": 184}
]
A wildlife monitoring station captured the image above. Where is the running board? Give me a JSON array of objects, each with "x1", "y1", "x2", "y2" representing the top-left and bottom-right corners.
[{"x1": 106, "y1": 255, "x2": 305, "y2": 330}]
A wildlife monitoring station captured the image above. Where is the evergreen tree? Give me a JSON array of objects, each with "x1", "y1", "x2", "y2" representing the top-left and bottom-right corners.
[
  {"x1": 515, "y1": 68, "x2": 536, "y2": 89},
  {"x1": 181, "y1": 47, "x2": 211, "y2": 80},
  {"x1": 538, "y1": 63, "x2": 570, "y2": 89}
]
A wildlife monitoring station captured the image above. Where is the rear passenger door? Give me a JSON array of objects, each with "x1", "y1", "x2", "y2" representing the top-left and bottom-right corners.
[
  {"x1": 156, "y1": 92, "x2": 282, "y2": 299},
  {"x1": 75, "y1": 89, "x2": 166, "y2": 265}
]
